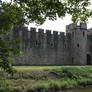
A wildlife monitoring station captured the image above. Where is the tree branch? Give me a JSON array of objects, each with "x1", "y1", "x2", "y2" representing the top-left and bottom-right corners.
[{"x1": 9, "y1": 0, "x2": 13, "y2": 6}]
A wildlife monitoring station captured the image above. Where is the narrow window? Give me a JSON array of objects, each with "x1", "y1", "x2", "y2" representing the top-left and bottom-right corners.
[
  {"x1": 72, "y1": 32, "x2": 74, "y2": 37},
  {"x1": 77, "y1": 43, "x2": 79, "y2": 48},
  {"x1": 89, "y1": 45, "x2": 91, "y2": 49},
  {"x1": 72, "y1": 57, "x2": 74, "y2": 63},
  {"x1": 35, "y1": 41, "x2": 38, "y2": 47},
  {"x1": 64, "y1": 44, "x2": 66, "y2": 48},
  {"x1": 83, "y1": 31, "x2": 85, "y2": 37}
]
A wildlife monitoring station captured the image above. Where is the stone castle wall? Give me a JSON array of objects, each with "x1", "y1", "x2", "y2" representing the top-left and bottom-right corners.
[
  {"x1": 66, "y1": 23, "x2": 87, "y2": 65},
  {"x1": 9, "y1": 23, "x2": 92, "y2": 66},
  {"x1": 11, "y1": 24, "x2": 73, "y2": 66}
]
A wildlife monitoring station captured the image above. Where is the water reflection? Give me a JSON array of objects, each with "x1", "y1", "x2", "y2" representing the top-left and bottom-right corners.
[{"x1": 59, "y1": 87, "x2": 92, "y2": 92}]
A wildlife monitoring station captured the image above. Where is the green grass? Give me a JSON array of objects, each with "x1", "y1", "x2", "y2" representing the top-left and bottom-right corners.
[
  {"x1": 13, "y1": 66, "x2": 61, "y2": 71},
  {"x1": 1, "y1": 66, "x2": 92, "y2": 92}
]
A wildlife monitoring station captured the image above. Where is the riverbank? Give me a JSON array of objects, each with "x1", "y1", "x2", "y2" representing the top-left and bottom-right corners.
[{"x1": 0, "y1": 66, "x2": 92, "y2": 92}]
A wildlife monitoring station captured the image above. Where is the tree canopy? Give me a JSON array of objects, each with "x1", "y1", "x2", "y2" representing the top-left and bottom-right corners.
[
  {"x1": 0, "y1": 0, "x2": 92, "y2": 31},
  {"x1": 0, "y1": 0, "x2": 92, "y2": 74}
]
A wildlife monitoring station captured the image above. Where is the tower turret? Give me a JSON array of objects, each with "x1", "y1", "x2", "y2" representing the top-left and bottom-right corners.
[{"x1": 66, "y1": 23, "x2": 87, "y2": 65}]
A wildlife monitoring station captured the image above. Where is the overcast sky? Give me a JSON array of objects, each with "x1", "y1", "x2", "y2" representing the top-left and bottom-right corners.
[{"x1": 2, "y1": 0, "x2": 92, "y2": 32}]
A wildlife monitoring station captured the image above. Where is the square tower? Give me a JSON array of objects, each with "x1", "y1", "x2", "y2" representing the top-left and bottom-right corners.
[{"x1": 66, "y1": 23, "x2": 87, "y2": 65}]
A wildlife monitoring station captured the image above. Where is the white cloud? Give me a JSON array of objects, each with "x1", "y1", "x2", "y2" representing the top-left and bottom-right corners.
[{"x1": 28, "y1": 14, "x2": 72, "y2": 32}]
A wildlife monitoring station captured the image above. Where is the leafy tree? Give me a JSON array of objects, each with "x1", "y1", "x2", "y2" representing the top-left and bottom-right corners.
[{"x1": 0, "y1": 0, "x2": 92, "y2": 74}]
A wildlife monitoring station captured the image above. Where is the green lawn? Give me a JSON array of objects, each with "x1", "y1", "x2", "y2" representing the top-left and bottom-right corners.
[
  {"x1": 14, "y1": 66, "x2": 61, "y2": 70},
  {"x1": 14, "y1": 65, "x2": 92, "y2": 70}
]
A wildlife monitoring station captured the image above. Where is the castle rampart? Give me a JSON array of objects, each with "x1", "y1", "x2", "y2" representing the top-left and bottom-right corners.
[{"x1": 8, "y1": 23, "x2": 92, "y2": 66}]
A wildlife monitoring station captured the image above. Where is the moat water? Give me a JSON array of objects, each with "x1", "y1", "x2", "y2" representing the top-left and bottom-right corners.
[{"x1": 59, "y1": 87, "x2": 92, "y2": 92}]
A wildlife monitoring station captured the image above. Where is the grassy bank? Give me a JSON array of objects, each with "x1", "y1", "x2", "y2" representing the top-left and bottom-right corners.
[{"x1": 0, "y1": 66, "x2": 92, "y2": 92}]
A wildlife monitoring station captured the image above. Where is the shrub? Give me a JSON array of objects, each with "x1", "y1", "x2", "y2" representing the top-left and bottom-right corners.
[
  {"x1": 0, "y1": 79, "x2": 12, "y2": 92},
  {"x1": 78, "y1": 78, "x2": 92, "y2": 86},
  {"x1": 0, "y1": 87, "x2": 6, "y2": 92},
  {"x1": 27, "y1": 82, "x2": 49, "y2": 92},
  {"x1": 49, "y1": 81, "x2": 61, "y2": 90},
  {"x1": 36, "y1": 83, "x2": 49, "y2": 92},
  {"x1": 27, "y1": 86, "x2": 35, "y2": 92},
  {"x1": 61, "y1": 80, "x2": 69, "y2": 89},
  {"x1": 12, "y1": 87, "x2": 22, "y2": 92}
]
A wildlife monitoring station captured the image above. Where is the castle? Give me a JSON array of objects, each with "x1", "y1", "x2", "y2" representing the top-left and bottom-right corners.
[{"x1": 10, "y1": 23, "x2": 92, "y2": 66}]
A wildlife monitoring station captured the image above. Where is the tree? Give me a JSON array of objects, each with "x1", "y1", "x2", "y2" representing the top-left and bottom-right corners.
[{"x1": 0, "y1": 0, "x2": 92, "y2": 74}]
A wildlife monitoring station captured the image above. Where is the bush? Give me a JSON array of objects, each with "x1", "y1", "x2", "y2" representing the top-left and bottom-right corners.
[
  {"x1": 0, "y1": 87, "x2": 7, "y2": 92},
  {"x1": 36, "y1": 83, "x2": 49, "y2": 92},
  {"x1": 78, "y1": 78, "x2": 92, "y2": 86},
  {"x1": 27, "y1": 86, "x2": 35, "y2": 92},
  {"x1": 49, "y1": 81, "x2": 61, "y2": 90},
  {"x1": 0, "y1": 79, "x2": 12, "y2": 92},
  {"x1": 61, "y1": 81, "x2": 69, "y2": 89},
  {"x1": 27, "y1": 82, "x2": 49, "y2": 92},
  {"x1": 12, "y1": 87, "x2": 22, "y2": 92}
]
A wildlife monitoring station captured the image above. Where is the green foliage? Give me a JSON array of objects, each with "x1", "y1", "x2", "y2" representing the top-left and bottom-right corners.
[
  {"x1": 49, "y1": 80, "x2": 61, "y2": 90},
  {"x1": 14, "y1": 0, "x2": 92, "y2": 24},
  {"x1": 0, "y1": 86, "x2": 22, "y2": 92},
  {"x1": 36, "y1": 82, "x2": 49, "y2": 92},
  {"x1": 27, "y1": 82, "x2": 49, "y2": 92},
  {"x1": 0, "y1": 79, "x2": 22, "y2": 92},
  {"x1": 27, "y1": 86, "x2": 35, "y2": 92},
  {"x1": 0, "y1": 79, "x2": 12, "y2": 92},
  {"x1": 0, "y1": 37, "x2": 22, "y2": 74},
  {"x1": 0, "y1": 1, "x2": 24, "y2": 74},
  {"x1": 77, "y1": 78, "x2": 92, "y2": 86},
  {"x1": 66, "y1": 0, "x2": 92, "y2": 23},
  {"x1": 61, "y1": 79, "x2": 78, "y2": 89},
  {"x1": 54, "y1": 66, "x2": 92, "y2": 80},
  {"x1": 27, "y1": 81, "x2": 62, "y2": 92},
  {"x1": 0, "y1": 2, "x2": 24, "y2": 33},
  {"x1": 1, "y1": 0, "x2": 92, "y2": 29},
  {"x1": 1, "y1": 66, "x2": 92, "y2": 91},
  {"x1": 61, "y1": 81, "x2": 69, "y2": 89}
]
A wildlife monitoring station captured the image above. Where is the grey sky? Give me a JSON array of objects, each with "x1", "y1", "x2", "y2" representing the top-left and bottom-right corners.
[{"x1": 2, "y1": 0, "x2": 92, "y2": 32}]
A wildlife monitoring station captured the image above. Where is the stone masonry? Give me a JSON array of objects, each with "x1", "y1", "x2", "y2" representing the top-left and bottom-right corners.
[{"x1": 9, "y1": 23, "x2": 92, "y2": 66}]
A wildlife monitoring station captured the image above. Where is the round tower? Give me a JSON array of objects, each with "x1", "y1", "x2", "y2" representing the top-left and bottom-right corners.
[{"x1": 66, "y1": 23, "x2": 87, "y2": 65}]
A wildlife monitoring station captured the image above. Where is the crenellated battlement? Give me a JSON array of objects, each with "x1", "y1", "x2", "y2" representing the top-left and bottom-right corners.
[
  {"x1": 12, "y1": 25, "x2": 72, "y2": 51},
  {"x1": 10, "y1": 23, "x2": 92, "y2": 66}
]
